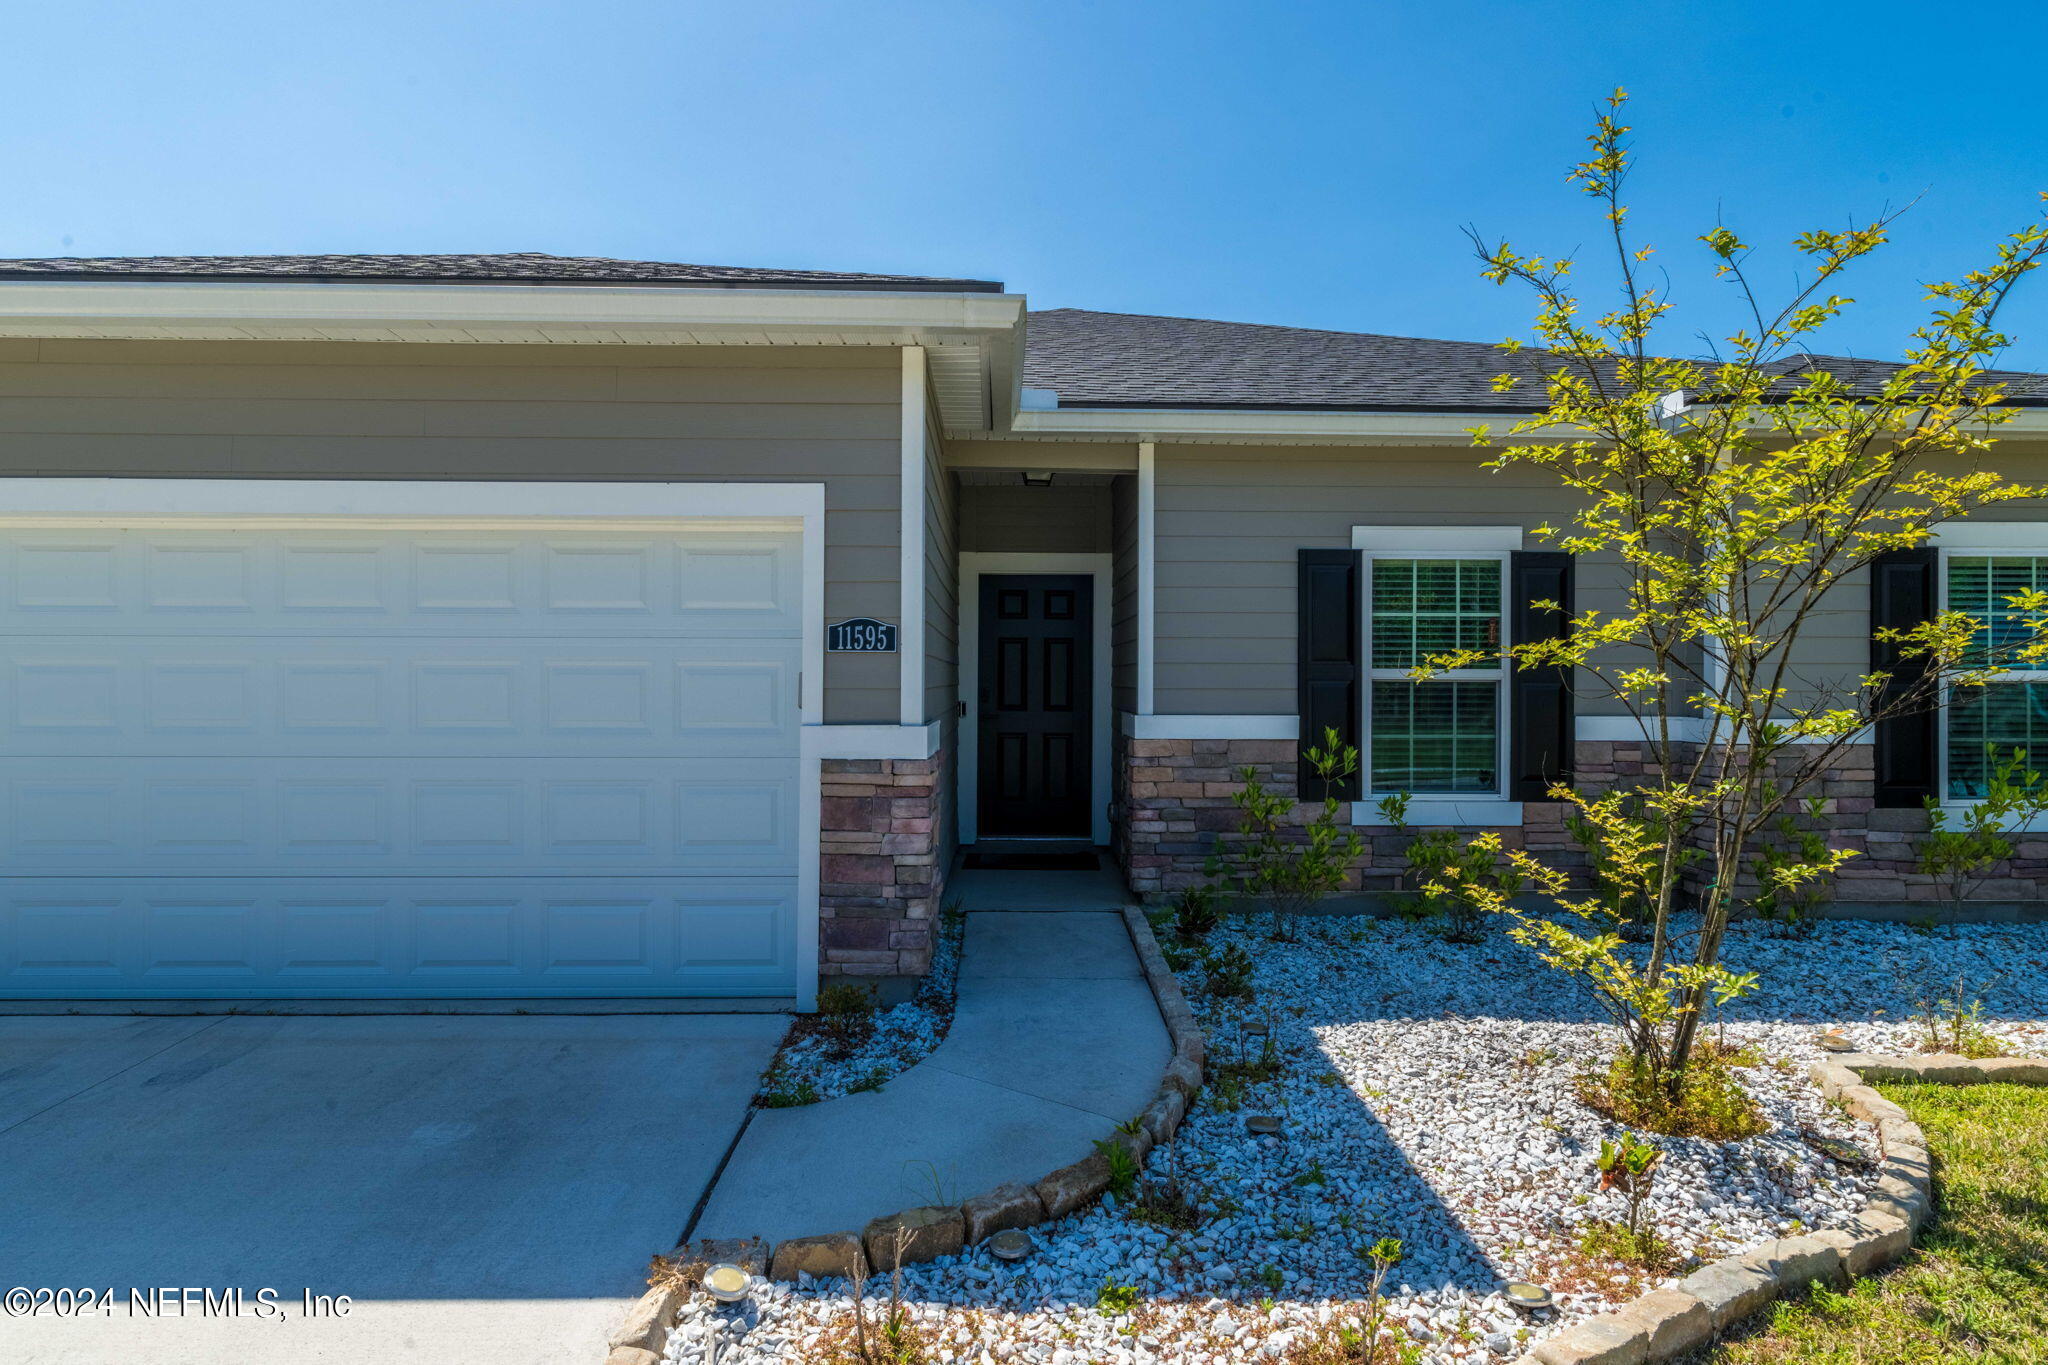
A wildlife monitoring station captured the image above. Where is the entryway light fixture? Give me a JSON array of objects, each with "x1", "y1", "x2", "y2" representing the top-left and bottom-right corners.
[{"x1": 1019, "y1": 471, "x2": 1056, "y2": 486}]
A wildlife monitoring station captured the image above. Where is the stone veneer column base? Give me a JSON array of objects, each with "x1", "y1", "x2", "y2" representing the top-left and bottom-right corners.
[{"x1": 819, "y1": 750, "x2": 947, "y2": 983}]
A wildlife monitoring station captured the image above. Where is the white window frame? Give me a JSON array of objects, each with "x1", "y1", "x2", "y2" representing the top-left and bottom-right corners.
[
  {"x1": 1349, "y1": 526, "x2": 1524, "y2": 828},
  {"x1": 1934, "y1": 531, "x2": 2048, "y2": 820}
]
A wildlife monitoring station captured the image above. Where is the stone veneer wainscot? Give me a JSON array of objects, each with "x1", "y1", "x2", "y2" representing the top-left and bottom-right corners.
[{"x1": 819, "y1": 751, "x2": 948, "y2": 980}]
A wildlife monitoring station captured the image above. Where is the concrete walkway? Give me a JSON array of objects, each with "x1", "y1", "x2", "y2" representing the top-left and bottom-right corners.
[
  {"x1": 691, "y1": 911, "x2": 1172, "y2": 1246},
  {"x1": 0, "y1": 1014, "x2": 780, "y2": 1365}
]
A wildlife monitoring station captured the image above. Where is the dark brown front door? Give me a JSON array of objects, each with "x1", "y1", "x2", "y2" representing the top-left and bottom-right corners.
[{"x1": 978, "y1": 574, "x2": 1092, "y2": 837}]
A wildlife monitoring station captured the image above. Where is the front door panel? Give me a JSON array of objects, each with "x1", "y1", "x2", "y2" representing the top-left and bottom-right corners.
[{"x1": 978, "y1": 574, "x2": 1092, "y2": 838}]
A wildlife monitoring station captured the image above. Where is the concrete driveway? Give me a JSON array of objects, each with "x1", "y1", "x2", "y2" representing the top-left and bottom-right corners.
[{"x1": 0, "y1": 1013, "x2": 782, "y2": 1365}]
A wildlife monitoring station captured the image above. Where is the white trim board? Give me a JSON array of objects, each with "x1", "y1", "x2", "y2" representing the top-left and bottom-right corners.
[
  {"x1": 0, "y1": 475, "x2": 829, "y2": 1010},
  {"x1": 1136, "y1": 442, "x2": 1157, "y2": 716},
  {"x1": 1925, "y1": 521, "x2": 2048, "y2": 550},
  {"x1": 803, "y1": 723, "x2": 942, "y2": 760},
  {"x1": 958, "y1": 552, "x2": 1115, "y2": 845},
  {"x1": 1351, "y1": 524, "x2": 1527, "y2": 552},
  {"x1": 899, "y1": 346, "x2": 929, "y2": 726},
  {"x1": 1121, "y1": 714, "x2": 1298, "y2": 740}
]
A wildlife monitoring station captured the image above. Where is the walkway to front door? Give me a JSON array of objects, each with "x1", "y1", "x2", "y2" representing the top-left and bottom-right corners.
[{"x1": 977, "y1": 573, "x2": 1093, "y2": 838}]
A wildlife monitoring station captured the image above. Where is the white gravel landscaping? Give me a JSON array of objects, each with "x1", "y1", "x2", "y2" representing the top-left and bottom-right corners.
[
  {"x1": 675, "y1": 913, "x2": 2048, "y2": 1365},
  {"x1": 757, "y1": 910, "x2": 966, "y2": 1106}
]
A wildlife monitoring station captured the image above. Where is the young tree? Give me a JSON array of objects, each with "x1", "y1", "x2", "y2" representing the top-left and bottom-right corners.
[{"x1": 1434, "y1": 90, "x2": 2048, "y2": 1094}]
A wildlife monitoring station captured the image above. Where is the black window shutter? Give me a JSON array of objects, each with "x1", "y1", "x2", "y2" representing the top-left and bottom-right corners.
[
  {"x1": 1297, "y1": 548, "x2": 1362, "y2": 801},
  {"x1": 1871, "y1": 547, "x2": 1938, "y2": 807},
  {"x1": 1509, "y1": 552, "x2": 1575, "y2": 801}
]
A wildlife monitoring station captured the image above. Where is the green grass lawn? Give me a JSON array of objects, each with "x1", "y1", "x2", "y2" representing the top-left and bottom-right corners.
[{"x1": 1699, "y1": 1082, "x2": 2048, "y2": 1364}]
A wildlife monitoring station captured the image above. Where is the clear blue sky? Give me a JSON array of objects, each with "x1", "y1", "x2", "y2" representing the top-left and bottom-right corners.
[{"x1": 6, "y1": 1, "x2": 2047, "y2": 368}]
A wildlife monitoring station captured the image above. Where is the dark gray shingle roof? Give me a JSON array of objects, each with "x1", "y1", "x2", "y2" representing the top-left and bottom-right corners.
[
  {"x1": 1022, "y1": 309, "x2": 1560, "y2": 412},
  {"x1": 1022, "y1": 308, "x2": 2048, "y2": 411},
  {"x1": 0, "y1": 253, "x2": 1004, "y2": 293}
]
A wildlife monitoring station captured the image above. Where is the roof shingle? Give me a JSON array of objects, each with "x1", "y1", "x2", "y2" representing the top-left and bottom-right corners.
[
  {"x1": 0, "y1": 252, "x2": 1004, "y2": 293},
  {"x1": 1022, "y1": 308, "x2": 2048, "y2": 411}
]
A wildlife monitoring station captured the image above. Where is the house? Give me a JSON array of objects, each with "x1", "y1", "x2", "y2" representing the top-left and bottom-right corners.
[{"x1": 0, "y1": 253, "x2": 2043, "y2": 1008}]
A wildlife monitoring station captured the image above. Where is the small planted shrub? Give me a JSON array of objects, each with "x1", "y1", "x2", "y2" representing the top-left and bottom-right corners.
[
  {"x1": 1130, "y1": 1163, "x2": 1206, "y2": 1231},
  {"x1": 1205, "y1": 727, "x2": 1366, "y2": 941},
  {"x1": 1379, "y1": 793, "x2": 1524, "y2": 942},
  {"x1": 1204, "y1": 943, "x2": 1256, "y2": 999},
  {"x1": 1095, "y1": 1280, "x2": 1140, "y2": 1316},
  {"x1": 1911, "y1": 969, "x2": 2010, "y2": 1058},
  {"x1": 814, "y1": 980, "x2": 881, "y2": 1055},
  {"x1": 1171, "y1": 884, "x2": 1222, "y2": 940},
  {"x1": 1580, "y1": 1132, "x2": 1675, "y2": 1270},
  {"x1": 1578, "y1": 1049, "x2": 1767, "y2": 1141},
  {"x1": 1289, "y1": 1238, "x2": 1409, "y2": 1364},
  {"x1": 1092, "y1": 1134, "x2": 1142, "y2": 1200},
  {"x1": 1747, "y1": 797, "x2": 1837, "y2": 938},
  {"x1": 815, "y1": 1227, "x2": 924, "y2": 1365},
  {"x1": 1919, "y1": 748, "x2": 2048, "y2": 917}
]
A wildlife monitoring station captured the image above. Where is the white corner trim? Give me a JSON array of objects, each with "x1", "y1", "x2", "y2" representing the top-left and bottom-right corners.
[
  {"x1": 900, "y1": 346, "x2": 929, "y2": 726},
  {"x1": 1931, "y1": 520, "x2": 2048, "y2": 551},
  {"x1": 959, "y1": 552, "x2": 1115, "y2": 845},
  {"x1": 1137, "y1": 441, "x2": 1156, "y2": 716},
  {"x1": 1121, "y1": 713, "x2": 1299, "y2": 740},
  {"x1": 1356, "y1": 798, "x2": 1525, "y2": 829},
  {"x1": 1352, "y1": 524, "x2": 1526, "y2": 552},
  {"x1": 802, "y1": 722, "x2": 942, "y2": 760}
]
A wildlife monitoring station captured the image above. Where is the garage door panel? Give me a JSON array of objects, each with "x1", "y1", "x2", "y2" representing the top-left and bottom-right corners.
[
  {"x1": 0, "y1": 519, "x2": 804, "y2": 1000},
  {"x1": 2, "y1": 638, "x2": 799, "y2": 756},
  {"x1": 3, "y1": 529, "x2": 802, "y2": 633},
  {"x1": 3, "y1": 759, "x2": 799, "y2": 875},
  {"x1": 0, "y1": 878, "x2": 798, "y2": 996}
]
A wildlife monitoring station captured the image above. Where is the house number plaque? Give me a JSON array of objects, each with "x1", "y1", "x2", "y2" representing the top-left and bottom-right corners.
[{"x1": 827, "y1": 617, "x2": 898, "y2": 652}]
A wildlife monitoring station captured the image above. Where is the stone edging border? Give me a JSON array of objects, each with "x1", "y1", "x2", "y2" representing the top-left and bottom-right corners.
[
  {"x1": 1510, "y1": 1049, "x2": 2048, "y2": 1365},
  {"x1": 599, "y1": 906, "x2": 1205, "y2": 1365}
]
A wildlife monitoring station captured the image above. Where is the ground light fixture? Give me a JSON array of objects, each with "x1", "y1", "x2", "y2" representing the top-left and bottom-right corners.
[
  {"x1": 986, "y1": 1229, "x2": 1036, "y2": 1262},
  {"x1": 1815, "y1": 1031, "x2": 1855, "y2": 1053},
  {"x1": 703, "y1": 1263, "x2": 751, "y2": 1303},
  {"x1": 1244, "y1": 1114, "x2": 1284, "y2": 1137},
  {"x1": 1503, "y1": 1282, "x2": 1554, "y2": 1312}
]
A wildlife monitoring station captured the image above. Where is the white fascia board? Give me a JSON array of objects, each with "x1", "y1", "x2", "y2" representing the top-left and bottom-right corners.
[
  {"x1": 1010, "y1": 407, "x2": 1562, "y2": 444},
  {"x1": 802, "y1": 722, "x2": 942, "y2": 760},
  {"x1": 0, "y1": 279, "x2": 1024, "y2": 341},
  {"x1": 1121, "y1": 714, "x2": 1299, "y2": 740}
]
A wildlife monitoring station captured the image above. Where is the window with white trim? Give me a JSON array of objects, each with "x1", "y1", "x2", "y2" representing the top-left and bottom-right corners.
[
  {"x1": 1364, "y1": 554, "x2": 1508, "y2": 795},
  {"x1": 1943, "y1": 553, "x2": 2048, "y2": 799}
]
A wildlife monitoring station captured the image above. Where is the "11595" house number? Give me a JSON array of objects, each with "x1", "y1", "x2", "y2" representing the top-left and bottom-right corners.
[{"x1": 826, "y1": 618, "x2": 898, "y2": 652}]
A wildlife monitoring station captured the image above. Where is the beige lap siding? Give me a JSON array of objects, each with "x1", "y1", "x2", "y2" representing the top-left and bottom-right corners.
[{"x1": 0, "y1": 338, "x2": 905, "y2": 723}]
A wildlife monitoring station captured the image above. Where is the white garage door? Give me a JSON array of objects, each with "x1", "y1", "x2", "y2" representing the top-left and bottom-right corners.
[{"x1": 0, "y1": 521, "x2": 803, "y2": 998}]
